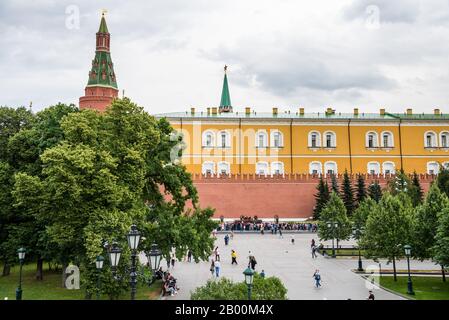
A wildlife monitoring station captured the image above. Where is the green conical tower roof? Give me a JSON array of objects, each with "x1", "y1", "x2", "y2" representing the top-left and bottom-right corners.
[
  {"x1": 220, "y1": 67, "x2": 232, "y2": 108},
  {"x1": 98, "y1": 14, "x2": 109, "y2": 33}
]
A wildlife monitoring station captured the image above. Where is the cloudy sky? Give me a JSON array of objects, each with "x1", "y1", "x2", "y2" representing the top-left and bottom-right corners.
[{"x1": 1, "y1": 0, "x2": 449, "y2": 114}]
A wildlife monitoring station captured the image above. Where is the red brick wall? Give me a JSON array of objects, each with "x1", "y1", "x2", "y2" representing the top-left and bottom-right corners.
[{"x1": 190, "y1": 174, "x2": 434, "y2": 220}]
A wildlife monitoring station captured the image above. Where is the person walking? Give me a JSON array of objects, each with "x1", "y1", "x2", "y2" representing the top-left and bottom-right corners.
[
  {"x1": 311, "y1": 238, "x2": 316, "y2": 248},
  {"x1": 214, "y1": 246, "x2": 220, "y2": 261},
  {"x1": 291, "y1": 235, "x2": 295, "y2": 245},
  {"x1": 248, "y1": 251, "x2": 257, "y2": 270},
  {"x1": 171, "y1": 254, "x2": 176, "y2": 268},
  {"x1": 231, "y1": 250, "x2": 238, "y2": 265},
  {"x1": 187, "y1": 250, "x2": 192, "y2": 262},
  {"x1": 313, "y1": 269, "x2": 321, "y2": 288},
  {"x1": 214, "y1": 260, "x2": 221, "y2": 277},
  {"x1": 311, "y1": 245, "x2": 318, "y2": 258},
  {"x1": 260, "y1": 270, "x2": 266, "y2": 279},
  {"x1": 210, "y1": 260, "x2": 215, "y2": 277},
  {"x1": 230, "y1": 230, "x2": 234, "y2": 240},
  {"x1": 279, "y1": 228, "x2": 283, "y2": 238},
  {"x1": 367, "y1": 291, "x2": 375, "y2": 300},
  {"x1": 224, "y1": 234, "x2": 230, "y2": 246}
]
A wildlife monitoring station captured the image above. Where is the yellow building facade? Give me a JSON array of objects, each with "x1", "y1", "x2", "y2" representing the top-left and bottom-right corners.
[{"x1": 155, "y1": 71, "x2": 449, "y2": 176}]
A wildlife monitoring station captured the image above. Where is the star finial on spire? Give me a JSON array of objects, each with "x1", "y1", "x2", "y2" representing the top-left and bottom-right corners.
[
  {"x1": 224, "y1": 65, "x2": 228, "y2": 73},
  {"x1": 102, "y1": 9, "x2": 108, "y2": 17}
]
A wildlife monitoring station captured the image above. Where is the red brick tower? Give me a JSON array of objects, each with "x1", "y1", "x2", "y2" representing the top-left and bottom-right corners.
[{"x1": 79, "y1": 13, "x2": 118, "y2": 112}]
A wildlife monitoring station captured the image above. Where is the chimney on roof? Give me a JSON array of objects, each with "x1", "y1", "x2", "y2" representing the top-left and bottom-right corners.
[
  {"x1": 326, "y1": 107, "x2": 335, "y2": 115},
  {"x1": 207, "y1": 107, "x2": 211, "y2": 115},
  {"x1": 272, "y1": 107, "x2": 278, "y2": 115},
  {"x1": 212, "y1": 107, "x2": 218, "y2": 115},
  {"x1": 434, "y1": 108, "x2": 441, "y2": 116},
  {"x1": 190, "y1": 107, "x2": 195, "y2": 115},
  {"x1": 245, "y1": 107, "x2": 251, "y2": 115},
  {"x1": 380, "y1": 108, "x2": 385, "y2": 116},
  {"x1": 406, "y1": 108, "x2": 413, "y2": 115},
  {"x1": 354, "y1": 108, "x2": 359, "y2": 116},
  {"x1": 299, "y1": 107, "x2": 304, "y2": 115}
]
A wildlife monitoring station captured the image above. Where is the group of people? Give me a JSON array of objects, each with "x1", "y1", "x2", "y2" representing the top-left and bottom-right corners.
[
  {"x1": 216, "y1": 221, "x2": 318, "y2": 233},
  {"x1": 154, "y1": 266, "x2": 179, "y2": 297}
]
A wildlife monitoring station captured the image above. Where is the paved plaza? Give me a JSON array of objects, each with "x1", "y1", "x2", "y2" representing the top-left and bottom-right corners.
[{"x1": 141, "y1": 233, "x2": 441, "y2": 300}]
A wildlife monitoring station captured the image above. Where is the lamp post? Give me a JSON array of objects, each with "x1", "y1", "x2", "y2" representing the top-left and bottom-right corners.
[
  {"x1": 352, "y1": 227, "x2": 364, "y2": 271},
  {"x1": 95, "y1": 255, "x2": 104, "y2": 300},
  {"x1": 243, "y1": 267, "x2": 255, "y2": 300},
  {"x1": 127, "y1": 224, "x2": 141, "y2": 300},
  {"x1": 108, "y1": 241, "x2": 122, "y2": 276},
  {"x1": 146, "y1": 243, "x2": 162, "y2": 284},
  {"x1": 16, "y1": 247, "x2": 26, "y2": 300},
  {"x1": 404, "y1": 244, "x2": 415, "y2": 295},
  {"x1": 326, "y1": 221, "x2": 339, "y2": 258}
]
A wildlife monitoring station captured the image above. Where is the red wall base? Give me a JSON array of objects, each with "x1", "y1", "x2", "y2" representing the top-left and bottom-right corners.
[{"x1": 190, "y1": 174, "x2": 434, "y2": 220}]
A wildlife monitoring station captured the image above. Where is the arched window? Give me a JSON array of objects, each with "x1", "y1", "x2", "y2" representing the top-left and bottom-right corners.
[
  {"x1": 381, "y1": 131, "x2": 394, "y2": 148},
  {"x1": 308, "y1": 131, "x2": 321, "y2": 148},
  {"x1": 366, "y1": 131, "x2": 379, "y2": 148},
  {"x1": 270, "y1": 130, "x2": 284, "y2": 148},
  {"x1": 309, "y1": 161, "x2": 322, "y2": 175},
  {"x1": 256, "y1": 162, "x2": 269, "y2": 175},
  {"x1": 202, "y1": 161, "x2": 215, "y2": 175},
  {"x1": 440, "y1": 132, "x2": 449, "y2": 148},
  {"x1": 218, "y1": 130, "x2": 231, "y2": 148},
  {"x1": 427, "y1": 162, "x2": 440, "y2": 175},
  {"x1": 271, "y1": 161, "x2": 284, "y2": 175},
  {"x1": 324, "y1": 161, "x2": 338, "y2": 175},
  {"x1": 323, "y1": 131, "x2": 336, "y2": 148},
  {"x1": 367, "y1": 162, "x2": 380, "y2": 175},
  {"x1": 202, "y1": 130, "x2": 215, "y2": 147},
  {"x1": 424, "y1": 131, "x2": 437, "y2": 148},
  {"x1": 217, "y1": 161, "x2": 230, "y2": 175},
  {"x1": 256, "y1": 130, "x2": 268, "y2": 148},
  {"x1": 382, "y1": 162, "x2": 395, "y2": 175}
]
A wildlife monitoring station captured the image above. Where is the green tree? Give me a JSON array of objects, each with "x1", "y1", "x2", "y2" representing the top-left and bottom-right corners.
[
  {"x1": 368, "y1": 180, "x2": 382, "y2": 202},
  {"x1": 190, "y1": 273, "x2": 287, "y2": 300},
  {"x1": 434, "y1": 207, "x2": 449, "y2": 272},
  {"x1": 361, "y1": 193, "x2": 414, "y2": 281},
  {"x1": 341, "y1": 170, "x2": 355, "y2": 216},
  {"x1": 352, "y1": 198, "x2": 377, "y2": 240},
  {"x1": 409, "y1": 171, "x2": 424, "y2": 207},
  {"x1": 413, "y1": 184, "x2": 449, "y2": 281},
  {"x1": 355, "y1": 174, "x2": 367, "y2": 205},
  {"x1": 317, "y1": 192, "x2": 352, "y2": 248},
  {"x1": 313, "y1": 177, "x2": 330, "y2": 220},
  {"x1": 436, "y1": 165, "x2": 449, "y2": 198},
  {"x1": 331, "y1": 174, "x2": 339, "y2": 194}
]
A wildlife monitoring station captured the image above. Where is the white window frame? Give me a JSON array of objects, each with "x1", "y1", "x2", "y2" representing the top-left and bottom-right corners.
[
  {"x1": 367, "y1": 161, "x2": 380, "y2": 175},
  {"x1": 217, "y1": 161, "x2": 231, "y2": 176},
  {"x1": 271, "y1": 161, "x2": 284, "y2": 176},
  {"x1": 217, "y1": 130, "x2": 231, "y2": 148},
  {"x1": 202, "y1": 161, "x2": 215, "y2": 175},
  {"x1": 381, "y1": 131, "x2": 394, "y2": 148},
  {"x1": 309, "y1": 161, "x2": 322, "y2": 175},
  {"x1": 202, "y1": 130, "x2": 215, "y2": 148},
  {"x1": 324, "y1": 161, "x2": 338, "y2": 175},
  {"x1": 308, "y1": 131, "x2": 321, "y2": 148},
  {"x1": 256, "y1": 130, "x2": 268, "y2": 148},
  {"x1": 382, "y1": 161, "x2": 396, "y2": 175},
  {"x1": 424, "y1": 131, "x2": 437, "y2": 148},
  {"x1": 427, "y1": 161, "x2": 440, "y2": 175},
  {"x1": 366, "y1": 131, "x2": 379, "y2": 148},
  {"x1": 323, "y1": 131, "x2": 336, "y2": 148},
  {"x1": 256, "y1": 161, "x2": 269, "y2": 176},
  {"x1": 440, "y1": 131, "x2": 449, "y2": 148},
  {"x1": 270, "y1": 130, "x2": 284, "y2": 148}
]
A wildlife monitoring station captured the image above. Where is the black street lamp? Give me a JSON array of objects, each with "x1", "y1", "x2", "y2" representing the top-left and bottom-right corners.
[
  {"x1": 108, "y1": 241, "x2": 122, "y2": 275},
  {"x1": 16, "y1": 247, "x2": 26, "y2": 300},
  {"x1": 326, "y1": 221, "x2": 339, "y2": 258},
  {"x1": 404, "y1": 244, "x2": 415, "y2": 295},
  {"x1": 352, "y1": 227, "x2": 364, "y2": 272},
  {"x1": 127, "y1": 224, "x2": 141, "y2": 300},
  {"x1": 243, "y1": 267, "x2": 255, "y2": 300},
  {"x1": 146, "y1": 243, "x2": 162, "y2": 285},
  {"x1": 95, "y1": 255, "x2": 104, "y2": 300}
]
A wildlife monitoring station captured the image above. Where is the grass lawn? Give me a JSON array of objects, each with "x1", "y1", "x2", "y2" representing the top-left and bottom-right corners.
[
  {"x1": 380, "y1": 276, "x2": 449, "y2": 300},
  {"x1": 0, "y1": 263, "x2": 161, "y2": 300}
]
